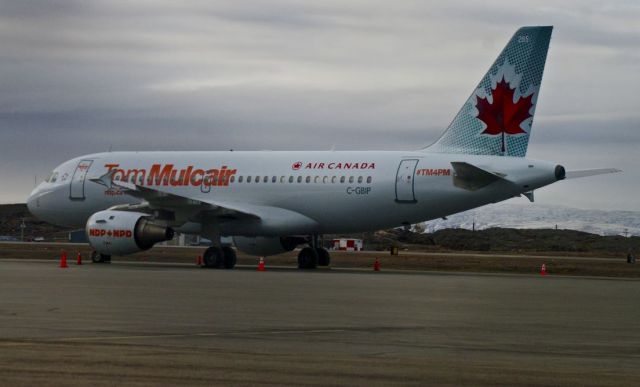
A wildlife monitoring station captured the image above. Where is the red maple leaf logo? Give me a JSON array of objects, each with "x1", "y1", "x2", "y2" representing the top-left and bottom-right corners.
[
  {"x1": 476, "y1": 76, "x2": 533, "y2": 153},
  {"x1": 292, "y1": 162, "x2": 302, "y2": 170}
]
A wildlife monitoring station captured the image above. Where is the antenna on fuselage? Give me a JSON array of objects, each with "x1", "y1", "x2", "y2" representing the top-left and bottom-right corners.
[{"x1": 108, "y1": 144, "x2": 113, "y2": 152}]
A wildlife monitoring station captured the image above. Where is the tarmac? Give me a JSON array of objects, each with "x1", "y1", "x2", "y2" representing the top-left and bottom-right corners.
[{"x1": 1, "y1": 260, "x2": 640, "y2": 386}]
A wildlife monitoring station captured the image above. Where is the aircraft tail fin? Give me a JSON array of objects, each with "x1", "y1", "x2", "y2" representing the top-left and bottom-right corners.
[{"x1": 425, "y1": 26, "x2": 553, "y2": 157}]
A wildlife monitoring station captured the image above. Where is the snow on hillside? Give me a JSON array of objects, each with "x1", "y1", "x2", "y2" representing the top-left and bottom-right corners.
[{"x1": 423, "y1": 203, "x2": 640, "y2": 236}]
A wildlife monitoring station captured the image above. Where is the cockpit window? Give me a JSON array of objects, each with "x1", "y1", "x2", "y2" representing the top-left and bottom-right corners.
[{"x1": 49, "y1": 172, "x2": 59, "y2": 183}]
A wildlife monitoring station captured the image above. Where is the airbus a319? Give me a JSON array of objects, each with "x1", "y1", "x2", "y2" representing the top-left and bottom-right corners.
[{"x1": 27, "y1": 26, "x2": 619, "y2": 269}]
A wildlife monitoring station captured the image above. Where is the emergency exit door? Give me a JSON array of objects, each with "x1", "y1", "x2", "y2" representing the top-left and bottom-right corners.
[
  {"x1": 69, "y1": 160, "x2": 93, "y2": 200},
  {"x1": 395, "y1": 159, "x2": 418, "y2": 203}
]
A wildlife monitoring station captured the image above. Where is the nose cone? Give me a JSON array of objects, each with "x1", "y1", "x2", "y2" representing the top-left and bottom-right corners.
[
  {"x1": 26, "y1": 184, "x2": 65, "y2": 225},
  {"x1": 26, "y1": 186, "x2": 41, "y2": 217}
]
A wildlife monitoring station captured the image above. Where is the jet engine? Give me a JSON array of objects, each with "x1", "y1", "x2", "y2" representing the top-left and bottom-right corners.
[
  {"x1": 233, "y1": 236, "x2": 304, "y2": 256},
  {"x1": 86, "y1": 210, "x2": 174, "y2": 256}
]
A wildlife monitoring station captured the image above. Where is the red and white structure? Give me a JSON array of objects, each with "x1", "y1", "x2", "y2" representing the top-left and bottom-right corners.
[{"x1": 332, "y1": 238, "x2": 363, "y2": 252}]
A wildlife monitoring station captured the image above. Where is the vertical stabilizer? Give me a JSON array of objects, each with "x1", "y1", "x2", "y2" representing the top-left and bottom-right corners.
[{"x1": 426, "y1": 26, "x2": 552, "y2": 157}]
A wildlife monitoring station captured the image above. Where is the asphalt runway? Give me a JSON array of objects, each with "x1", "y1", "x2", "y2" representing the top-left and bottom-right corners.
[{"x1": 1, "y1": 261, "x2": 639, "y2": 386}]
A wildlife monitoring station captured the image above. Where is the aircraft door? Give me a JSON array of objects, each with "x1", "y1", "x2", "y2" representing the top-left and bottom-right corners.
[
  {"x1": 395, "y1": 159, "x2": 418, "y2": 203},
  {"x1": 69, "y1": 160, "x2": 93, "y2": 200}
]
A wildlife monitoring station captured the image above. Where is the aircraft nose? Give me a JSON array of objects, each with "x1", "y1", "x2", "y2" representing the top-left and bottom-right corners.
[{"x1": 26, "y1": 187, "x2": 41, "y2": 217}]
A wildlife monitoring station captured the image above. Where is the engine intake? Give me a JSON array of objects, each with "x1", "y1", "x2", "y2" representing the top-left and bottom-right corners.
[{"x1": 86, "y1": 210, "x2": 174, "y2": 256}]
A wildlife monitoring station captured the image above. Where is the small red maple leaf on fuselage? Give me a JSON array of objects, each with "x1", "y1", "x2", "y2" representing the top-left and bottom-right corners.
[{"x1": 476, "y1": 77, "x2": 533, "y2": 153}]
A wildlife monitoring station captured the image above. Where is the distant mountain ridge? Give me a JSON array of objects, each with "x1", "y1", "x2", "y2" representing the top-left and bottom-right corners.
[
  {"x1": 423, "y1": 203, "x2": 640, "y2": 236},
  {"x1": 1, "y1": 203, "x2": 638, "y2": 239}
]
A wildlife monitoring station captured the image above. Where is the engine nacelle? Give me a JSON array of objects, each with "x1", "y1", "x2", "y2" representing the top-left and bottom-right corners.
[
  {"x1": 86, "y1": 210, "x2": 174, "y2": 256},
  {"x1": 233, "y1": 236, "x2": 304, "y2": 257}
]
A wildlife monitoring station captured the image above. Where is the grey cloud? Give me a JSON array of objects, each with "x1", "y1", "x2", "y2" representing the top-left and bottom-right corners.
[{"x1": 0, "y1": 0, "x2": 638, "y2": 209}]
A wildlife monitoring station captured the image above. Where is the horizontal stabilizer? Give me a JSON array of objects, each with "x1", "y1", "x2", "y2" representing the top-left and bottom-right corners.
[
  {"x1": 565, "y1": 168, "x2": 621, "y2": 180},
  {"x1": 451, "y1": 162, "x2": 511, "y2": 191}
]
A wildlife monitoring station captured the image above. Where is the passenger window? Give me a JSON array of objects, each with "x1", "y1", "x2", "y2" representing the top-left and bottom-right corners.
[
  {"x1": 280, "y1": 176, "x2": 285, "y2": 183},
  {"x1": 322, "y1": 176, "x2": 328, "y2": 184},
  {"x1": 357, "y1": 176, "x2": 363, "y2": 183},
  {"x1": 230, "y1": 175, "x2": 235, "y2": 183},
  {"x1": 255, "y1": 176, "x2": 259, "y2": 183},
  {"x1": 272, "y1": 176, "x2": 277, "y2": 183},
  {"x1": 331, "y1": 176, "x2": 336, "y2": 183},
  {"x1": 314, "y1": 176, "x2": 320, "y2": 183},
  {"x1": 366, "y1": 176, "x2": 372, "y2": 184},
  {"x1": 297, "y1": 176, "x2": 302, "y2": 183},
  {"x1": 340, "y1": 176, "x2": 345, "y2": 183},
  {"x1": 289, "y1": 176, "x2": 294, "y2": 183},
  {"x1": 349, "y1": 176, "x2": 354, "y2": 183},
  {"x1": 247, "y1": 176, "x2": 252, "y2": 183},
  {"x1": 306, "y1": 176, "x2": 311, "y2": 183},
  {"x1": 239, "y1": 176, "x2": 244, "y2": 183}
]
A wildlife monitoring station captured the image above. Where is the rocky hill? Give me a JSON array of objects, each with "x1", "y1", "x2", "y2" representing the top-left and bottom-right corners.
[{"x1": 2, "y1": 203, "x2": 638, "y2": 254}]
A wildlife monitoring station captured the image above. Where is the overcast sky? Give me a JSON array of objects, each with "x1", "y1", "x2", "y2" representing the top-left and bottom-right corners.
[{"x1": 0, "y1": 0, "x2": 638, "y2": 210}]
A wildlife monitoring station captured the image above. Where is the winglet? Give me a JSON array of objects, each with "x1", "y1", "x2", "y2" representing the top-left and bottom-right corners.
[
  {"x1": 90, "y1": 170, "x2": 138, "y2": 191},
  {"x1": 90, "y1": 170, "x2": 116, "y2": 189}
]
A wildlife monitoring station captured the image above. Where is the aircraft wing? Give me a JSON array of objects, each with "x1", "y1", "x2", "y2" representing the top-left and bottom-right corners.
[
  {"x1": 89, "y1": 170, "x2": 259, "y2": 223},
  {"x1": 564, "y1": 168, "x2": 621, "y2": 180}
]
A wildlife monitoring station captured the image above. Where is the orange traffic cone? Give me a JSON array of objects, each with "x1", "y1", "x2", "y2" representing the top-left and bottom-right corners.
[
  {"x1": 76, "y1": 252, "x2": 82, "y2": 265},
  {"x1": 59, "y1": 250, "x2": 68, "y2": 268},
  {"x1": 196, "y1": 255, "x2": 203, "y2": 266},
  {"x1": 373, "y1": 258, "x2": 381, "y2": 272},
  {"x1": 540, "y1": 263, "x2": 547, "y2": 276},
  {"x1": 257, "y1": 257, "x2": 266, "y2": 272}
]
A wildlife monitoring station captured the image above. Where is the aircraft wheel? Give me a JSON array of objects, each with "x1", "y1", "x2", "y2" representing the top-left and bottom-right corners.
[
  {"x1": 297, "y1": 247, "x2": 317, "y2": 269},
  {"x1": 316, "y1": 248, "x2": 330, "y2": 266},
  {"x1": 222, "y1": 246, "x2": 237, "y2": 269},
  {"x1": 203, "y1": 247, "x2": 224, "y2": 268},
  {"x1": 91, "y1": 251, "x2": 111, "y2": 263}
]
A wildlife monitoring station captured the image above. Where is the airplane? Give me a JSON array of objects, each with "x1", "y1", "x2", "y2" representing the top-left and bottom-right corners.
[{"x1": 27, "y1": 26, "x2": 620, "y2": 269}]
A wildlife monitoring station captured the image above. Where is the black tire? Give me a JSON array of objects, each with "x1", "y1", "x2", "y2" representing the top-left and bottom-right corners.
[
  {"x1": 316, "y1": 248, "x2": 330, "y2": 266},
  {"x1": 203, "y1": 247, "x2": 224, "y2": 268},
  {"x1": 91, "y1": 251, "x2": 111, "y2": 263},
  {"x1": 222, "y1": 246, "x2": 237, "y2": 269},
  {"x1": 297, "y1": 247, "x2": 318, "y2": 269}
]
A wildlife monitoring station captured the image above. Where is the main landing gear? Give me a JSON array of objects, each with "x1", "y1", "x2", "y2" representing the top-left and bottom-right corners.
[
  {"x1": 202, "y1": 246, "x2": 237, "y2": 269},
  {"x1": 91, "y1": 251, "x2": 111, "y2": 263},
  {"x1": 297, "y1": 235, "x2": 331, "y2": 269}
]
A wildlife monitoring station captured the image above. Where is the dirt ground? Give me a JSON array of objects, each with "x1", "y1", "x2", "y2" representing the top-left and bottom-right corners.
[{"x1": 1, "y1": 242, "x2": 638, "y2": 278}]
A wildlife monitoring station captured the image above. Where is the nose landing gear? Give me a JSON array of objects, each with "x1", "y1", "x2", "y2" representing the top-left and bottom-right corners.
[{"x1": 90, "y1": 251, "x2": 111, "y2": 263}]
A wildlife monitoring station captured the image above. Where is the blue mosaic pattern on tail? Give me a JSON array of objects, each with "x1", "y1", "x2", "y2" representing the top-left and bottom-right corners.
[{"x1": 426, "y1": 26, "x2": 552, "y2": 157}]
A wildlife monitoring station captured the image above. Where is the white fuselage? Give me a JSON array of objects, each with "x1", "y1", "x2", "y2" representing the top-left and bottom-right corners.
[{"x1": 27, "y1": 150, "x2": 560, "y2": 236}]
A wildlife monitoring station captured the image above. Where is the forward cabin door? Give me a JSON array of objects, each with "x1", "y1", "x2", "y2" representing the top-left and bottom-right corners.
[
  {"x1": 395, "y1": 159, "x2": 418, "y2": 203},
  {"x1": 69, "y1": 159, "x2": 93, "y2": 200}
]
